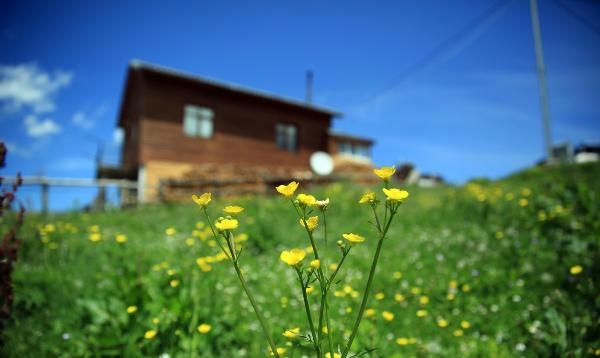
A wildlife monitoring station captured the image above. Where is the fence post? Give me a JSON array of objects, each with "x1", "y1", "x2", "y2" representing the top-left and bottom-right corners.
[{"x1": 41, "y1": 183, "x2": 49, "y2": 214}]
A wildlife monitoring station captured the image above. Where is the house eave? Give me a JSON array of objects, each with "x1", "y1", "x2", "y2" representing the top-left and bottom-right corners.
[
  {"x1": 127, "y1": 59, "x2": 343, "y2": 119},
  {"x1": 328, "y1": 130, "x2": 375, "y2": 145}
]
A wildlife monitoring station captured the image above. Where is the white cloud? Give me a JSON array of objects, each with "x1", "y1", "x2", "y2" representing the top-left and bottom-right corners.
[
  {"x1": 0, "y1": 63, "x2": 73, "y2": 114},
  {"x1": 3, "y1": 139, "x2": 49, "y2": 158},
  {"x1": 71, "y1": 105, "x2": 109, "y2": 130},
  {"x1": 24, "y1": 115, "x2": 61, "y2": 137},
  {"x1": 72, "y1": 111, "x2": 94, "y2": 129},
  {"x1": 54, "y1": 157, "x2": 94, "y2": 172},
  {"x1": 113, "y1": 128, "x2": 124, "y2": 146}
]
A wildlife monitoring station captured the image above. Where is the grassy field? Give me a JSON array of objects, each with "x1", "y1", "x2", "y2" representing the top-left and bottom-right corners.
[{"x1": 1, "y1": 163, "x2": 599, "y2": 357}]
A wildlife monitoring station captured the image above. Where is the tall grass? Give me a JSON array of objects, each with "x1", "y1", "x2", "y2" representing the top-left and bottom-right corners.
[{"x1": 1, "y1": 163, "x2": 599, "y2": 357}]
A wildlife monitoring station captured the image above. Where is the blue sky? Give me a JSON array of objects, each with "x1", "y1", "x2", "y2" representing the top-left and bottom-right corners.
[{"x1": 1, "y1": 0, "x2": 599, "y2": 211}]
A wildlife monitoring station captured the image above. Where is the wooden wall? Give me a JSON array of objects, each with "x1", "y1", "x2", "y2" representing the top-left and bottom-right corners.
[{"x1": 135, "y1": 70, "x2": 332, "y2": 171}]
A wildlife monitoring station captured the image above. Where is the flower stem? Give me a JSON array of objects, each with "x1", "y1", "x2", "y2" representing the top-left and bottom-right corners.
[
  {"x1": 233, "y1": 262, "x2": 280, "y2": 358},
  {"x1": 325, "y1": 299, "x2": 335, "y2": 357},
  {"x1": 342, "y1": 208, "x2": 398, "y2": 358},
  {"x1": 187, "y1": 269, "x2": 199, "y2": 357},
  {"x1": 341, "y1": 236, "x2": 385, "y2": 358},
  {"x1": 298, "y1": 269, "x2": 320, "y2": 356}
]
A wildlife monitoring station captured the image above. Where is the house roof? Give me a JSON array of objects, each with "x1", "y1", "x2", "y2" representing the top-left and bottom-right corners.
[
  {"x1": 127, "y1": 59, "x2": 343, "y2": 118},
  {"x1": 329, "y1": 130, "x2": 374, "y2": 145}
]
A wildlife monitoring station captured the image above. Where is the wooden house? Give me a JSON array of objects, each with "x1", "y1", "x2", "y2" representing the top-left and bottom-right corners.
[{"x1": 110, "y1": 61, "x2": 374, "y2": 202}]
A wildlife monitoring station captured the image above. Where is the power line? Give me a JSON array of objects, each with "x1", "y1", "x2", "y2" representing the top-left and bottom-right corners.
[
  {"x1": 553, "y1": 0, "x2": 600, "y2": 36},
  {"x1": 355, "y1": 0, "x2": 514, "y2": 108}
]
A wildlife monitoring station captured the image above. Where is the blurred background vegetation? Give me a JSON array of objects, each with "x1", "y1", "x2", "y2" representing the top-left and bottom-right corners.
[{"x1": 1, "y1": 162, "x2": 599, "y2": 357}]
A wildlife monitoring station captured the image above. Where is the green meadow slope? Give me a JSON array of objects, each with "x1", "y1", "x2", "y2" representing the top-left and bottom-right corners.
[{"x1": 1, "y1": 162, "x2": 599, "y2": 357}]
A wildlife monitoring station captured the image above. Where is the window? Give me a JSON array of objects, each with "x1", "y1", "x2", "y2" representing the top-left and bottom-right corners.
[
  {"x1": 354, "y1": 144, "x2": 371, "y2": 158},
  {"x1": 338, "y1": 140, "x2": 371, "y2": 159},
  {"x1": 183, "y1": 105, "x2": 214, "y2": 138},
  {"x1": 276, "y1": 123, "x2": 298, "y2": 152},
  {"x1": 338, "y1": 141, "x2": 352, "y2": 155}
]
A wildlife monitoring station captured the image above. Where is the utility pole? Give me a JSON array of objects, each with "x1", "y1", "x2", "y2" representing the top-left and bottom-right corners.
[
  {"x1": 529, "y1": 0, "x2": 554, "y2": 163},
  {"x1": 305, "y1": 70, "x2": 313, "y2": 105}
]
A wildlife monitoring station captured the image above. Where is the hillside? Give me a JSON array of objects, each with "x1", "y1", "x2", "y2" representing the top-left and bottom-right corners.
[{"x1": 1, "y1": 163, "x2": 599, "y2": 357}]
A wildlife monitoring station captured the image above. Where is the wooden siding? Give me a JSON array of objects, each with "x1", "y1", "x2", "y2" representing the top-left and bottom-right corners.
[
  {"x1": 118, "y1": 70, "x2": 143, "y2": 170},
  {"x1": 136, "y1": 71, "x2": 331, "y2": 170}
]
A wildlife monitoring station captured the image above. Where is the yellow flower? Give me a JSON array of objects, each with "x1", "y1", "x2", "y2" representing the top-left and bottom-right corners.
[
  {"x1": 419, "y1": 296, "x2": 429, "y2": 305},
  {"x1": 234, "y1": 233, "x2": 248, "y2": 243},
  {"x1": 192, "y1": 192, "x2": 212, "y2": 207},
  {"x1": 394, "y1": 293, "x2": 405, "y2": 302},
  {"x1": 297, "y1": 193, "x2": 317, "y2": 206},
  {"x1": 276, "y1": 181, "x2": 299, "y2": 197},
  {"x1": 359, "y1": 191, "x2": 376, "y2": 204},
  {"x1": 437, "y1": 318, "x2": 449, "y2": 328},
  {"x1": 169, "y1": 280, "x2": 180, "y2": 288},
  {"x1": 570, "y1": 265, "x2": 583, "y2": 275},
  {"x1": 453, "y1": 329, "x2": 464, "y2": 337},
  {"x1": 374, "y1": 166, "x2": 396, "y2": 181},
  {"x1": 460, "y1": 320, "x2": 471, "y2": 329},
  {"x1": 282, "y1": 327, "x2": 300, "y2": 339},
  {"x1": 165, "y1": 227, "x2": 177, "y2": 236},
  {"x1": 280, "y1": 248, "x2": 306, "y2": 266},
  {"x1": 305, "y1": 286, "x2": 315, "y2": 294},
  {"x1": 126, "y1": 305, "x2": 137, "y2": 314},
  {"x1": 270, "y1": 347, "x2": 287, "y2": 356},
  {"x1": 518, "y1": 198, "x2": 529, "y2": 207},
  {"x1": 223, "y1": 205, "x2": 244, "y2": 214},
  {"x1": 538, "y1": 210, "x2": 548, "y2": 221},
  {"x1": 197, "y1": 323, "x2": 212, "y2": 334},
  {"x1": 396, "y1": 337, "x2": 410, "y2": 346},
  {"x1": 89, "y1": 233, "x2": 102, "y2": 242},
  {"x1": 416, "y1": 309, "x2": 428, "y2": 318},
  {"x1": 215, "y1": 218, "x2": 239, "y2": 231},
  {"x1": 197, "y1": 258, "x2": 212, "y2": 272},
  {"x1": 375, "y1": 292, "x2": 385, "y2": 300},
  {"x1": 300, "y1": 216, "x2": 319, "y2": 231},
  {"x1": 382, "y1": 188, "x2": 409, "y2": 202},
  {"x1": 364, "y1": 308, "x2": 376, "y2": 318},
  {"x1": 310, "y1": 259, "x2": 321, "y2": 269},
  {"x1": 382, "y1": 310, "x2": 394, "y2": 321},
  {"x1": 325, "y1": 353, "x2": 341, "y2": 358},
  {"x1": 115, "y1": 234, "x2": 127, "y2": 243},
  {"x1": 144, "y1": 330, "x2": 157, "y2": 339},
  {"x1": 342, "y1": 233, "x2": 365, "y2": 244}
]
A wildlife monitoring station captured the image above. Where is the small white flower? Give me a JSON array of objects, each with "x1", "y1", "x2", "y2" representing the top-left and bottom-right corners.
[
  {"x1": 515, "y1": 343, "x2": 526, "y2": 352},
  {"x1": 315, "y1": 198, "x2": 330, "y2": 210}
]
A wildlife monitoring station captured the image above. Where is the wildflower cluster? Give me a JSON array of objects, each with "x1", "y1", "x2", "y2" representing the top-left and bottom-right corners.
[{"x1": 192, "y1": 166, "x2": 408, "y2": 358}]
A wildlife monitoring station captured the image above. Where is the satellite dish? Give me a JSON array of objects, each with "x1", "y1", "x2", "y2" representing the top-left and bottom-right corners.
[{"x1": 310, "y1": 151, "x2": 334, "y2": 176}]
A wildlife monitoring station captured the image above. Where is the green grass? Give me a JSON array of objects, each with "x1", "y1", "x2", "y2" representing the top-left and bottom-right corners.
[{"x1": 1, "y1": 163, "x2": 599, "y2": 357}]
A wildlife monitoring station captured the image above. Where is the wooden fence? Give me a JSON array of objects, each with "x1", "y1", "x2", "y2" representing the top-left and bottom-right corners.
[{"x1": 1, "y1": 176, "x2": 138, "y2": 214}]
